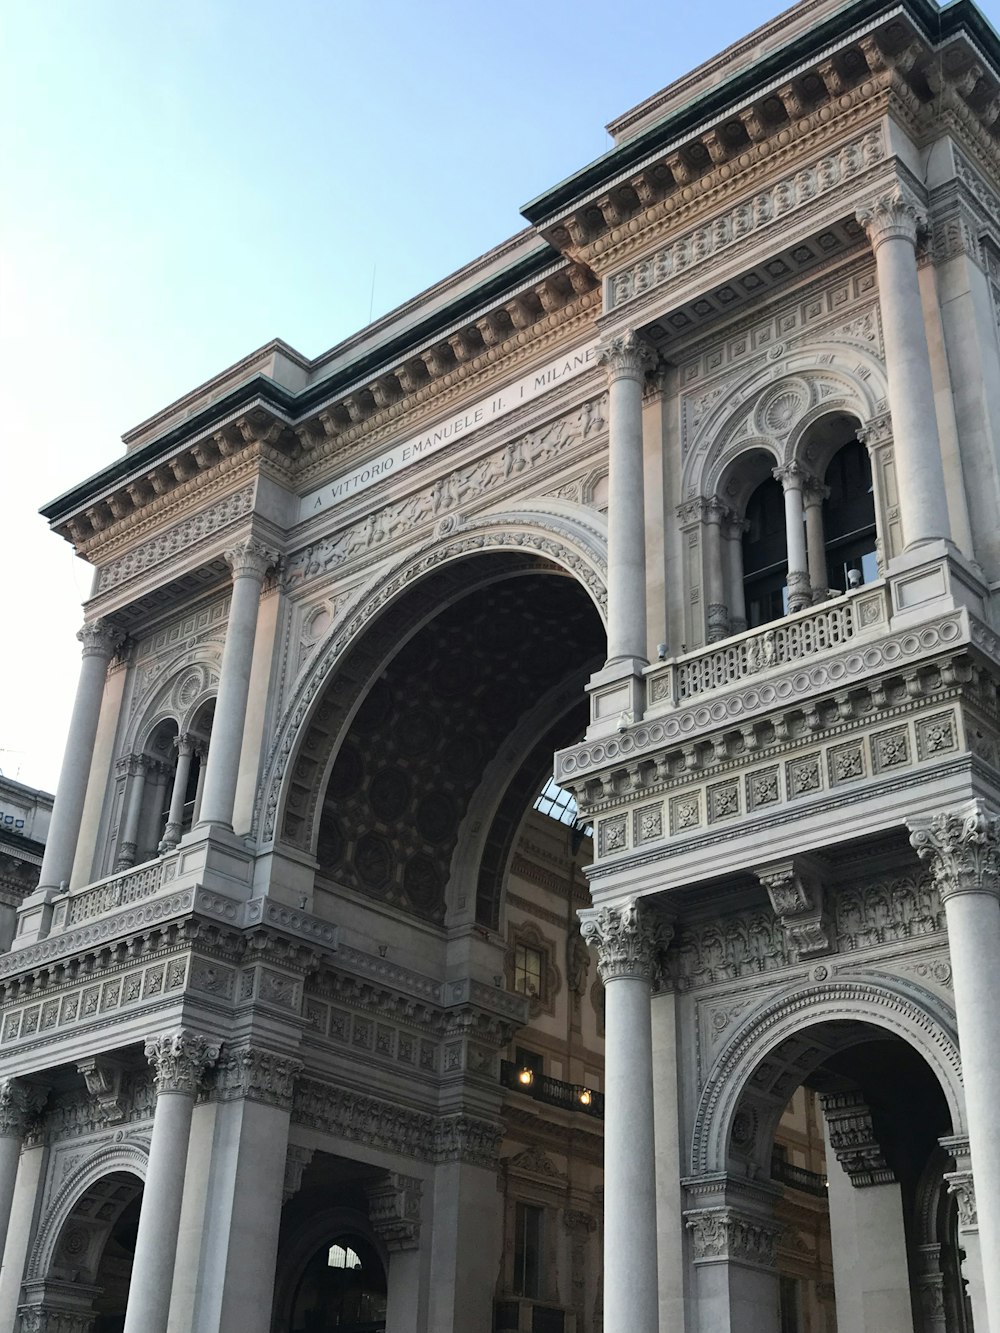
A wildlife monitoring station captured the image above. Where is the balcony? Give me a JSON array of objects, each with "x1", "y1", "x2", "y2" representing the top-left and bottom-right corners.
[
  {"x1": 644, "y1": 583, "x2": 890, "y2": 714},
  {"x1": 771, "y1": 1154, "x2": 828, "y2": 1197},
  {"x1": 499, "y1": 1060, "x2": 605, "y2": 1119}
]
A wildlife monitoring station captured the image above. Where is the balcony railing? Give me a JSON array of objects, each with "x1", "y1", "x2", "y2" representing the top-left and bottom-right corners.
[
  {"x1": 53, "y1": 859, "x2": 165, "y2": 932},
  {"x1": 500, "y1": 1060, "x2": 604, "y2": 1120},
  {"x1": 646, "y1": 583, "x2": 889, "y2": 711},
  {"x1": 771, "y1": 1155, "x2": 828, "y2": 1196}
]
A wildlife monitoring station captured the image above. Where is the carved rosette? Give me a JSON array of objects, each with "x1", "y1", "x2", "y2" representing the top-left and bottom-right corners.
[
  {"x1": 685, "y1": 1207, "x2": 781, "y2": 1269},
  {"x1": 364, "y1": 1172, "x2": 423, "y2": 1251},
  {"x1": 908, "y1": 803, "x2": 1000, "y2": 901},
  {"x1": 579, "y1": 901, "x2": 666, "y2": 984},
  {"x1": 856, "y1": 188, "x2": 926, "y2": 251},
  {"x1": 0, "y1": 1078, "x2": 47, "y2": 1139},
  {"x1": 77, "y1": 619, "x2": 119, "y2": 660},
  {"x1": 145, "y1": 1030, "x2": 221, "y2": 1095},
  {"x1": 223, "y1": 537, "x2": 278, "y2": 582},
  {"x1": 215, "y1": 1046, "x2": 303, "y2": 1110},
  {"x1": 596, "y1": 330, "x2": 656, "y2": 384}
]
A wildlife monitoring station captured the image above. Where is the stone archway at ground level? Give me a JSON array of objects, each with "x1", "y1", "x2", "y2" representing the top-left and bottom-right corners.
[
  {"x1": 681, "y1": 987, "x2": 976, "y2": 1333},
  {"x1": 19, "y1": 1165, "x2": 144, "y2": 1331}
]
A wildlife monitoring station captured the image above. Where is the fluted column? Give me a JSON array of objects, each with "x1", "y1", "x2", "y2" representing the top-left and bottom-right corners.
[
  {"x1": 580, "y1": 900, "x2": 664, "y2": 1333},
  {"x1": 703, "y1": 498, "x2": 729, "y2": 642},
  {"x1": 197, "y1": 539, "x2": 275, "y2": 830},
  {"x1": 35, "y1": 620, "x2": 119, "y2": 894},
  {"x1": 724, "y1": 516, "x2": 748, "y2": 634},
  {"x1": 857, "y1": 190, "x2": 951, "y2": 548},
  {"x1": 115, "y1": 755, "x2": 148, "y2": 870},
  {"x1": 803, "y1": 477, "x2": 830, "y2": 601},
  {"x1": 909, "y1": 803, "x2": 1000, "y2": 1317},
  {"x1": 160, "y1": 735, "x2": 195, "y2": 851},
  {"x1": 0, "y1": 1080, "x2": 45, "y2": 1267},
  {"x1": 773, "y1": 462, "x2": 810, "y2": 612},
  {"x1": 123, "y1": 1031, "x2": 220, "y2": 1333},
  {"x1": 598, "y1": 332, "x2": 656, "y2": 666}
]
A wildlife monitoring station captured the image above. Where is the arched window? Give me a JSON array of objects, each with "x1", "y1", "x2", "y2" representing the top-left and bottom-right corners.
[
  {"x1": 289, "y1": 1232, "x2": 387, "y2": 1332},
  {"x1": 742, "y1": 475, "x2": 788, "y2": 629},
  {"x1": 822, "y1": 437, "x2": 877, "y2": 593}
]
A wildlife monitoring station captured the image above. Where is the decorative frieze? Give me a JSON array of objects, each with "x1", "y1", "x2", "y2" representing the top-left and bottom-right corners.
[
  {"x1": 145, "y1": 1030, "x2": 221, "y2": 1095},
  {"x1": 579, "y1": 901, "x2": 666, "y2": 984},
  {"x1": 364, "y1": 1172, "x2": 423, "y2": 1250},
  {"x1": 214, "y1": 1046, "x2": 302, "y2": 1109},
  {"x1": 607, "y1": 128, "x2": 884, "y2": 311},
  {"x1": 685, "y1": 1207, "x2": 781, "y2": 1268},
  {"x1": 820, "y1": 1090, "x2": 895, "y2": 1187}
]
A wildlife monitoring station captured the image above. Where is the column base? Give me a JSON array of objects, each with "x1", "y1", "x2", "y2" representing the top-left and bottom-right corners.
[
  {"x1": 888, "y1": 542, "x2": 988, "y2": 628},
  {"x1": 170, "y1": 825, "x2": 255, "y2": 901},
  {"x1": 586, "y1": 659, "x2": 648, "y2": 740},
  {"x1": 11, "y1": 888, "x2": 59, "y2": 949}
]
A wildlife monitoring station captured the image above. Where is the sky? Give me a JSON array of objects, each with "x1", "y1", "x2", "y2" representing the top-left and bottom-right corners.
[{"x1": 2, "y1": 0, "x2": 998, "y2": 793}]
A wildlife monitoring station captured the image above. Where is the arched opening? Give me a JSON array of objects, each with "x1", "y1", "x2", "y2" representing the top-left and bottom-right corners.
[
  {"x1": 822, "y1": 435, "x2": 877, "y2": 593},
  {"x1": 289, "y1": 1232, "x2": 387, "y2": 1333},
  {"x1": 742, "y1": 472, "x2": 788, "y2": 629},
  {"x1": 28, "y1": 1171, "x2": 143, "y2": 1331},
  {"x1": 312, "y1": 563, "x2": 604, "y2": 927},
  {"x1": 722, "y1": 1018, "x2": 971, "y2": 1332}
]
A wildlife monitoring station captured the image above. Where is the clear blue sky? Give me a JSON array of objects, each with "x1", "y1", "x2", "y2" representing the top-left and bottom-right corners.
[{"x1": 2, "y1": 0, "x2": 997, "y2": 791}]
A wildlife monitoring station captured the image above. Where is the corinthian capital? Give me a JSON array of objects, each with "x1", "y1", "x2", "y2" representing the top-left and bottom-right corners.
[
  {"x1": 908, "y1": 802, "x2": 1000, "y2": 902},
  {"x1": 0, "y1": 1078, "x2": 47, "y2": 1139},
  {"x1": 214, "y1": 1045, "x2": 302, "y2": 1109},
  {"x1": 77, "y1": 618, "x2": 120, "y2": 660},
  {"x1": 856, "y1": 188, "x2": 926, "y2": 251},
  {"x1": 579, "y1": 900, "x2": 667, "y2": 983},
  {"x1": 223, "y1": 537, "x2": 277, "y2": 582},
  {"x1": 597, "y1": 331, "x2": 657, "y2": 383},
  {"x1": 145, "y1": 1030, "x2": 221, "y2": 1095},
  {"x1": 772, "y1": 460, "x2": 808, "y2": 490}
]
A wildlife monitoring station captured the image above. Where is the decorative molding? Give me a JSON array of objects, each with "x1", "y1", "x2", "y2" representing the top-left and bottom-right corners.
[
  {"x1": 364, "y1": 1172, "x2": 423, "y2": 1251},
  {"x1": 909, "y1": 802, "x2": 1000, "y2": 902},
  {"x1": 856, "y1": 185, "x2": 925, "y2": 250},
  {"x1": 579, "y1": 900, "x2": 668, "y2": 984},
  {"x1": 96, "y1": 484, "x2": 256, "y2": 593},
  {"x1": 757, "y1": 858, "x2": 831, "y2": 958},
  {"x1": 0, "y1": 1079, "x2": 47, "y2": 1139},
  {"x1": 214, "y1": 1046, "x2": 302, "y2": 1109},
  {"x1": 596, "y1": 331, "x2": 656, "y2": 381},
  {"x1": 224, "y1": 537, "x2": 277, "y2": 582},
  {"x1": 820, "y1": 1090, "x2": 895, "y2": 1187},
  {"x1": 144, "y1": 1030, "x2": 221, "y2": 1095},
  {"x1": 282, "y1": 1144, "x2": 314, "y2": 1203},
  {"x1": 607, "y1": 128, "x2": 885, "y2": 311},
  {"x1": 76, "y1": 1058, "x2": 126, "y2": 1125},
  {"x1": 685, "y1": 1207, "x2": 781, "y2": 1268},
  {"x1": 77, "y1": 620, "x2": 120, "y2": 661}
]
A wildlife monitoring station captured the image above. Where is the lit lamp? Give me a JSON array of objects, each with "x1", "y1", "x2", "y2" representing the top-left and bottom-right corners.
[
  {"x1": 517, "y1": 1067, "x2": 534, "y2": 1088},
  {"x1": 578, "y1": 1087, "x2": 592, "y2": 1107}
]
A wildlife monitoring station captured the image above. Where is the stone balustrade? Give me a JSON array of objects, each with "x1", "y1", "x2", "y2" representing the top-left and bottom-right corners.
[
  {"x1": 646, "y1": 584, "x2": 889, "y2": 711},
  {"x1": 50, "y1": 860, "x2": 165, "y2": 932}
]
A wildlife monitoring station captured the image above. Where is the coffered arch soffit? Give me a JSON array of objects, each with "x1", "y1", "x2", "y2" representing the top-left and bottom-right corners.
[
  {"x1": 124, "y1": 642, "x2": 223, "y2": 756},
  {"x1": 689, "y1": 973, "x2": 964, "y2": 1178},
  {"x1": 253, "y1": 510, "x2": 609, "y2": 855},
  {"x1": 27, "y1": 1143, "x2": 148, "y2": 1285},
  {"x1": 684, "y1": 342, "x2": 888, "y2": 504}
]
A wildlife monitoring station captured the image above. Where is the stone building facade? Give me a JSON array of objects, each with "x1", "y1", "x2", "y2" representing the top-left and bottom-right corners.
[{"x1": 3, "y1": 0, "x2": 1000, "y2": 1328}]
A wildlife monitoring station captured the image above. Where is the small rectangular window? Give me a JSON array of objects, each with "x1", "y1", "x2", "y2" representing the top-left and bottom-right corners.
[
  {"x1": 514, "y1": 942, "x2": 544, "y2": 998},
  {"x1": 514, "y1": 1202, "x2": 544, "y2": 1298}
]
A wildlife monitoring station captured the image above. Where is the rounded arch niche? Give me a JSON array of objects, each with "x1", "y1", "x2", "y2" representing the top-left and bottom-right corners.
[
  {"x1": 690, "y1": 975, "x2": 964, "y2": 1178},
  {"x1": 260, "y1": 523, "x2": 607, "y2": 926}
]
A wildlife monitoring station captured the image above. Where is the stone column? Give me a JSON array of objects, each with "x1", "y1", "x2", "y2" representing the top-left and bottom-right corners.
[
  {"x1": 160, "y1": 735, "x2": 195, "y2": 850},
  {"x1": 33, "y1": 621, "x2": 119, "y2": 896},
  {"x1": 115, "y1": 755, "x2": 148, "y2": 870},
  {"x1": 366, "y1": 1172, "x2": 425, "y2": 1333},
  {"x1": 188, "y1": 1047, "x2": 300, "y2": 1333},
  {"x1": 0, "y1": 1137, "x2": 46, "y2": 1330},
  {"x1": 0, "y1": 1080, "x2": 45, "y2": 1268},
  {"x1": 123, "y1": 1031, "x2": 220, "y2": 1333},
  {"x1": 196, "y1": 539, "x2": 275, "y2": 830},
  {"x1": 191, "y1": 744, "x2": 208, "y2": 824},
  {"x1": 580, "y1": 900, "x2": 662, "y2": 1333},
  {"x1": 598, "y1": 332, "x2": 656, "y2": 666},
  {"x1": 724, "y1": 516, "x2": 748, "y2": 633},
  {"x1": 772, "y1": 463, "x2": 810, "y2": 612},
  {"x1": 909, "y1": 803, "x2": 1000, "y2": 1317},
  {"x1": 704, "y1": 498, "x2": 729, "y2": 642},
  {"x1": 940, "y1": 1135, "x2": 988, "y2": 1331},
  {"x1": 803, "y1": 477, "x2": 830, "y2": 601},
  {"x1": 857, "y1": 190, "x2": 951, "y2": 549}
]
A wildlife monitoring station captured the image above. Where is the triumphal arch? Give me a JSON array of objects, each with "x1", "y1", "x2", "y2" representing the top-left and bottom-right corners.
[{"x1": 4, "y1": 0, "x2": 1000, "y2": 1328}]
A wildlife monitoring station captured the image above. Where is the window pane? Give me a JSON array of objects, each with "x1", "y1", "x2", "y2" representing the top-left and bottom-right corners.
[{"x1": 514, "y1": 1203, "x2": 543, "y2": 1298}]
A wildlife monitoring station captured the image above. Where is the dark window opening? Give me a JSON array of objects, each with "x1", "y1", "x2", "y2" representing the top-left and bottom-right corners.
[
  {"x1": 513, "y1": 1203, "x2": 544, "y2": 1299},
  {"x1": 743, "y1": 476, "x2": 789, "y2": 629}
]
